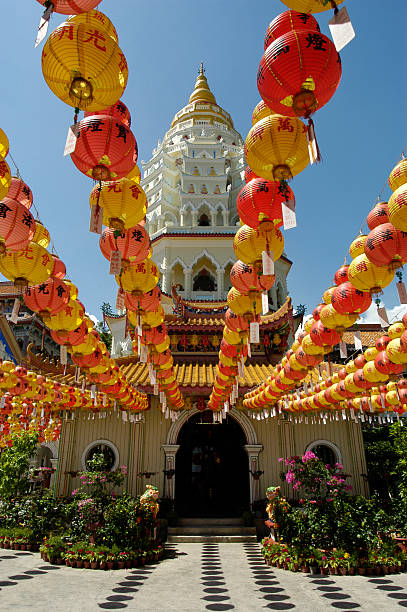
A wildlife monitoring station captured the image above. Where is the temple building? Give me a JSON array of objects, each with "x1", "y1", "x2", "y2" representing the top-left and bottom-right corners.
[{"x1": 10, "y1": 69, "x2": 370, "y2": 520}]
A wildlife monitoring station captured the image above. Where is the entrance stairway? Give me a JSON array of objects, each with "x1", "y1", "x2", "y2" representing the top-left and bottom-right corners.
[{"x1": 167, "y1": 517, "x2": 257, "y2": 543}]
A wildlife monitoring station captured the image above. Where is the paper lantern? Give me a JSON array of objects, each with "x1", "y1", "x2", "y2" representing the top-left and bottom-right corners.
[
  {"x1": 331, "y1": 281, "x2": 372, "y2": 315},
  {"x1": 223, "y1": 327, "x2": 249, "y2": 346},
  {"x1": 233, "y1": 224, "x2": 284, "y2": 271},
  {"x1": 70, "y1": 332, "x2": 98, "y2": 356},
  {"x1": 0, "y1": 198, "x2": 35, "y2": 254},
  {"x1": 224, "y1": 308, "x2": 253, "y2": 333},
  {"x1": 42, "y1": 21, "x2": 128, "y2": 111},
  {"x1": 375, "y1": 351, "x2": 404, "y2": 375},
  {"x1": 264, "y1": 10, "x2": 320, "y2": 49},
  {"x1": 334, "y1": 265, "x2": 349, "y2": 286},
  {"x1": 237, "y1": 178, "x2": 294, "y2": 229},
  {"x1": 364, "y1": 222, "x2": 407, "y2": 269},
  {"x1": 139, "y1": 324, "x2": 167, "y2": 346},
  {"x1": 36, "y1": 0, "x2": 100, "y2": 14},
  {"x1": 348, "y1": 254, "x2": 395, "y2": 293},
  {"x1": 0, "y1": 160, "x2": 11, "y2": 200},
  {"x1": 245, "y1": 115, "x2": 309, "y2": 181},
  {"x1": 126, "y1": 164, "x2": 141, "y2": 184},
  {"x1": 230, "y1": 260, "x2": 274, "y2": 294},
  {"x1": 125, "y1": 286, "x2": 161, "y2": 313},
  {"x1": 252, "y1": 100, "x2": 274, "y2": 126},
  {"x1": 72, "y1": 116, "x2": 135, "y2": 181},
  {"x1": 280, "y1": 0, "x2": 344, "y2": 13},
  {"x1": 310, "y1": 320, "x2": 340, "y2": 347},
  {"x1": 66, "y1": 10, "x2": 119, "y2": 43},
  {"x1": 366, "y1": 202, "x2": 389, "y2": 231},
  {"x1": 258, "y1": 29, "x2": 341, "y2": 118},
  {"x1": 227, "y1": 287, "x2": 262, "y2": 317},
  {"x1": 116, "y1": 259, "x2": 159, "y2": 294},
  {"x1": 389, "y1": 159, "x2": 407, "y2": 192},
  {"x1": 0, "y1": 243, "x2": 53, "y2": 288},
  {"x1": 0, "y1": 128, "x2": 9, "y2": 161},
  {"x1": 91, "y1": 179, "x2": 147, "y2": 230},
  {"x1": 85, "y1": 99, "x2": 131, "y2": 127},
  {"x1": 63, "y1": 279, "x2": 78, "y2": 300},
  {"x1": 42, "y1": 299, "x2": 85, "y2": 332},
  {"x1": 244, "y1": 166, "x2": 259, "y2": 183},
  {"x1": 386, "y1": 338, "x2": 407, "y2": 365},
  {"x1": 388, "y1": 184, "x2": 407, "y2": 232},
  {"x1": 322, "y1": 286, "x2": 336, "y2": 305},
  {"x1": 51, "y1": 322, "x2": 87, "y2": 346},
  {"x1": 72, "y1": 346, "x2": 104, "y2": 369},
  {"x1": 7, "y1": 178, "x2": 33, "y2": 209},
  {"x1": 51, "y1": 255, "x2": 66, "y2": 280},
  {"x1": 130, "y1": 306, "x2": 165, "y2": 330},
  {"x1": 349, "y1": 235, "x2": 366, "y2": 259},
  {"x1": 319, "y1": 304, "x2": 358, "y2": 330},
  {"x1": 23, "y1": 278, "x2": 70, "y2": 316},
  {"x1": 32, "y1": 221, "x2": 50, "y2": 249}
]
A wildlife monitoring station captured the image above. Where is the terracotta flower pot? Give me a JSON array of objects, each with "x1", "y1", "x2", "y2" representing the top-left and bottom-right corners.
[
  {"x1": 83, "y1": 561, "x2": 91, "y2": 569},
  {"x1": 382, "y1": 565, "x2": 388, "y2": 575},
  {"x1": 320, "y1": 567, "x2": 328, "y2": 575},
  {"x1": 283, "y1": 562, "x2": 288, "y2": 570},
  {"x1": 4, "y1": 542, "x2": 9, "y2": 549},
  {"x1": 76, "y1": 560, "x2": 83, "y2": 569},
  {"x1": 107, "y1": 561, "x2": 115, "y2": 570},
  {"x1": 310, "y1": 566, "x2": 319, "y2": 575},
  {"x1": 329, "y1": 567, "x2": 337, "y2": 575},
  {"x1": 358, "y1": 567, "x2": 366, "y2": 575},
  {"x1": 348, "y1": 567, "x2": 355, "y2": 575},
  {"x1": 26, "y1": 545, "x2": 32, "y2": 551},
  {"x1": 375, "y1": 567, "x2": 382, "y2": 575},
  {"x1": 293, "y1": 564, "x2": 299, "y2": 572},
  {"x1": 20, "y1": 545, "x2": 26, "y2": 551},
  {"x1": 100, "y1": 562, "x2": 107, "y2": 570},
  {"x1": 117, "y1": 561, "x2": 125, "y2": 569},
  {"x1": 91, "y1": 562, "x2": 98, "y2": 569},
  {"x1": 339, "y1": 568, "x2": 347, "y2": 576},
  {"x1": 367, "y1": 567, "x2": 374, "y2": 576},
  {"x1": 301, "y1": 566, "x2": 310, "y2": 573},
  {"x1": 276, "y1": 562, "x2": 281, "y2": 569},
  {"x1": 389, "y1": 566, "x2": 396, "y2": 574},
  {"x1": 126, "y1": 560, "x2": 132, "y2": 569},
  {"x1": 65, "y1": 560, "x2": 71, "y2": 567},
  {"x1": 56, "y1": 558, "x2": 63, "y2": 565}
]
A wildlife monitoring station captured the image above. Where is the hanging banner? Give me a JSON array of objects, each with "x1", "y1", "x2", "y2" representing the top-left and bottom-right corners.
[
  {"x1": 75, "y1": 367, "x2": 80, "y2": 383},
  {"x1": 282, "y1": 200, "x2": 297, "y2": 230},
  {"x1": 140, "y1": 344, "x2": 148, "y2": 363},
  {"x1": 116, "y1": 288, "x2": 125, "y2": 311},
  {"x1": 307, "y1": 121, "x2": 318, "y2": 164},
  {"x1": 64, "y1": 123, "x2": 79, "y2": 156},
  {"x1": 262, "y1": 291, "x2": 269, "y2": 315},
  {"x1": 397, "y1": 281, "x2": 407, "y2": 305},
  {"x1": 339, "y1": 340, "x2": 347, "y2": 358},
  {"x1": 353, "y1": 330, "x2": 362, "y2": 351},
  {"x1": 10, "y1": 298, "x2": 20, "y2": 324},
  {"x1": 89, "y1": 205, "x2": 103, "y2": 234},
  {"x1": 262, "y1": 250, "x2": 274, "y2": 275},
  {"x1": 377, "y1": 306, "x2": 390, "y2": 329},
  {"x1": 250, "y1": 321, "x2": 260, "y2": 344},
  {"x1": 109, "y1": 250, "x2": 122, "y2": 275},
  {"x1": 34, "y1": 3, "x2": 53, "y2": 48},
  {"x1": 329, "y1": 7, "x2": 355, "y2": 52},
  {"x1": 60, "y1": 345, "x2": 67, "y2": 365}
]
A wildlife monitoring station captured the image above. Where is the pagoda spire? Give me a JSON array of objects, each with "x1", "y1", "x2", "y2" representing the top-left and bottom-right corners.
[{"x1": 189, "y1": 63, "x2": 216, "y2": 105}]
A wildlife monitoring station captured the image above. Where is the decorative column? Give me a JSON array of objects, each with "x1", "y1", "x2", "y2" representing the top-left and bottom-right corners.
[
  {"x1": 222, "y1": 209, "x2": 229, "y2": 227},
  {"x1": 161, "y1": 444, "x2": 180, "y2": 499},
  {"x1": 50, "y1": 458, "x2": 58, "y2": 491},
  {"x1": 191, "y1": 211, "x2": 198, "y2": 227},
  {"x1": 184, "y1": 269, "x2": 192, "y2": 295},
  {"x1": 210, "y1": 211, "x2": 217, "y2": 226},
  {"x1": 180, "y1": 211, "x2": 185, "y2": 227},
  {"x1": 216, "y1": 269, "x2": 224, "y2": 299},
  {"x1": 244, "y1": 444, "x2": 264, "y2": 505}
]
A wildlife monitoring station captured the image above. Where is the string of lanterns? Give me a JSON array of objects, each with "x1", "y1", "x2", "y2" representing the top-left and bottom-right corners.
[
  {"x1": 39, "y1": 5, "x2": 184, "y2": 415},
  {"x1": 208, "y1": 6, "x2": 344, "y2": 413}
]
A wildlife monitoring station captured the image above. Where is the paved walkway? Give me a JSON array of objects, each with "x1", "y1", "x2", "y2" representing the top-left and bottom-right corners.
[{"x1": 1, "y1": 543, "x2": 407, "y2": 610}]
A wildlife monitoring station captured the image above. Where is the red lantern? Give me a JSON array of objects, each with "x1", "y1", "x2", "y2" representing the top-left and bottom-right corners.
[
  {"x1": 0, "y1": 198, "x2": 35, "y2": 254},
  {"x1": 139, "y1": 324, "x2": 167, "y2": 346},
  {"x1": 264, "y1": 10, "x2": 320, "y2": 49},
  {"x1": 331, "y1": 281, "x2": 372, "y2": 315},
  {"x1": 258, "y1": 29, "x2": 341, "y2": 118},
  {"x1": 244, "y1": 166, "x2": 259, "y2": 183},
  {"x1": 85, "y1": 99, "x2": 131, "y2": 128},
  {"x1": 23, "y1": 278, "x2": 70, "y2": 315},
  {"x1": 312, "y1": 304, "x2": 324, "y2": 320},
  {"x1": 71, "y1": 116, "x2": 136, "y2": 181},
  {"x1": 225, "y1": 308, "x2": 251, "y2": 332},
  {"x1": 237, "y1": 178, "x2": 294, "y2": 229},
  {"x1": 149, "y1": 350, "x2": 172, "y2": 368},
  {"x1": 366, "y1": 201, "x2": 389, "y2": 231},
  {"x1": 7, "y1": 178, "x2": 33, "y2": 209},
  {"x1": 125, "y1": 286, "x2": 161, "y2": 313},
  {"x1": 100, "y1": 225, "x2": 150, "y2": 266},
  {"x1": 364, "y1": 222, "x2": 407, "y2": 269},
  {"x1": 375, "y1": 351, "x2": 404, "y2": 376},
  {"x1": 310, "y1": 320, "x2": 340, "y2": 347},
  {"x1": 334, "y1": 265, "x2": 349, "y2": 286},
  {"x1": 51, "y1": 320, "x2": 88, "y2": 346},
  {"x1": 36, "y1": 0, "x2": 100, "y2": 14},
  {"x1": 295, "y1": 346, "x2": 323, "y2": 367},
  {"x1": 230, "y1": 260, "x2": 274, "y2": 294},
  {"x1": 220, "y1": 339, "x2": 248, "y2": 359},
  {"x1": 353, "y1": 369, "x2": 371, "y2": 390},
  {"x1": 51, "y1": 255, "x2": 66, "y2": 280}
]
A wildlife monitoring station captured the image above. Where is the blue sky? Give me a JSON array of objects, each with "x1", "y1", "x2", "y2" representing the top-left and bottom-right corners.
[{"x1": 1, "y1": 1, "x2": 405, "y2": 323}]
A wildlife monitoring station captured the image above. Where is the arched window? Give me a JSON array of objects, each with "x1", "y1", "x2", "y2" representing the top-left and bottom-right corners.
[
  {"x1": 198, "y1": 213, "x2": 210, "y2": 226},
  {"x1": 306, "y1": 440, "x2": 341, "y2": 467},
  {"x1": 193, "y1": 269, "x2": 216, "y2": 292},
  {"x1": 81, "y1": 440, "x2": 119, "y2": 472}
]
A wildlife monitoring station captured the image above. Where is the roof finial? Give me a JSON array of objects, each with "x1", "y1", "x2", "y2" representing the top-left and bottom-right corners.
[{"x1": 199, "y1": 62, "x2": 205, "y2": 76}]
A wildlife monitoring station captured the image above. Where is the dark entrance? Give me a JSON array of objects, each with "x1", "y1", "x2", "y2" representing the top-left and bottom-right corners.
[{"x1": 175, "y1": 410, "x2": 250, "y2": 517}]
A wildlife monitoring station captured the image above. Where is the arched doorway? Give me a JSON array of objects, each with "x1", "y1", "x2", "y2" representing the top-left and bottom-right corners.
[{"x1": 175, "y1": 410, "x2": 250, "y2": 517}]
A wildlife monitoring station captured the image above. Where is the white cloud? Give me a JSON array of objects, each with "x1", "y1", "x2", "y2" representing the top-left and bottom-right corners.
[
  {"x1": 295, "y1": 313, "x2": 312, "y2": 339},
  {"x1": 359, "y1": 302, "x2": 407, "y2": 325},
  {"x1": 86, "y1": 313, "x2": 99, "y2": 326}
]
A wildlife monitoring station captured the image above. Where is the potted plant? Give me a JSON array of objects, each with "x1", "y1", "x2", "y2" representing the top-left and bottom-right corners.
[
  {"x1": 96, "y1": 549, "x2": 107, "y2": 570},
  {"x1": 106, "y1": 552, "x2": 116, "y2": 570},
  {"x1": 117, "y1": 550, "x2": 128, "y2": 569}
]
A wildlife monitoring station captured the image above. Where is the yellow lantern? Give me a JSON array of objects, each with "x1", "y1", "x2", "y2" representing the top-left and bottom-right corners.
[
  {"x1": 389, "y1": 159, "x2": 407, "y2": 192},
  {"x1": 140, "y1": 307, "x2": 165, "y2": 329},
  {"x1": 66, "y1": 10, "x2": 119, "y2": 43},
  {"x1": 89, "y1": 179, "x2": 147, "y2": 231},
  {"x1": 116, "y1": 259, "x2": 159, "y2": 294},
  {"x1": 280, "y1": 0, "x2": 344, "y2": 12},
  {"x1": 303, "y1": 318, "x2": 314, "y2": 333},
  {"x1": 42, "y1": 299, "x2": 85, "y2": 332},
  {"x1": 363, "y1": 361, "x2": 388, "y2": 383},
  {"x1": 364, "y1": 346, "x2": 379, "y2": 362},
  {"x1": 64, "y1": 279, "x2": 79, "y2": 301},
  {"x1": 152, "y1": 337, "x2": 171, "y2": 353},
  {"x1": 42, "y1": 21, "x2": 128, "y2": 111},
  {"x1": 388, "y1": 321, "x2": 405, "y2": 340},
  {"x1": 319, "y1": 304, "x2": 357, "y2": 330},
  {"x1": 32, "y1": 221, "x2": 51, "y2": 249},
  {"x1": 223, "y1": 327, "x2": 248, "y2": 346},
  {"x1": 386, "y1": 389, "x2": 399, "y2": 406},
  {"x1": 388, "y1": 183, "x2": 407, "y2": 232},
  {"x1": 302, "y1": 334, "x2": 324, "y2": 355},
  {"x1": 244, "y1": 115, "x2": 309, "y2": 180},
  {"x1": 227, "y1": 287, "x2": 262, "y2": 317},
  {"x1": 345, "y1": 360, "x2": 357, "y2": 374},
  {"x1": 322, "y1": 287, "x2": 336, "y2": 305},
  {"x1": 252, "y1": 100, "x2": 273, "y2": 126},
  {"x1": 70, "y1": 333, "x2": 97, "y2": 356},
  {"x1": 0, "y1": 159, "x2": 11, "y2": 199},
  {"x1": 0, "y1": 128, "x2": 9, "y2": 160},
  {"x1": 88, "y1": 357, "x2": 110, "y2": 375},
  {"x1": 233, "y1": 224, "x2": 284, "y2": 270},
  {"x1": 126, "y1": 164, "x2": 141, "y2": 184},
  {"x1": 0, "y1": 242, "x2": 53, "y2": 288},
  {"x1": 344, "y1": 373, "x2": 360, "y2": 394},
  {"x1": 386, "y1": 338, "x2": 407, "y2": 364},
  {"x1": 348, "y1": 254, "x2": 395, "y2": 293},
  {"x1": 349, "y1": 235, "x2": 367, "y2": 259}
]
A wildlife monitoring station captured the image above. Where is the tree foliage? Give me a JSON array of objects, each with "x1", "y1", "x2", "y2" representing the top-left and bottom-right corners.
[{"x1": 0, "y1": 433, "x2": 39, "y2": 500}]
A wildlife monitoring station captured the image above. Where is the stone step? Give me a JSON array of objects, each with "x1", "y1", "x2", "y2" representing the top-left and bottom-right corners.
[
  {"x1": 167, "y1": 535, "x2": 258, "y2": 543},
  {"x1": 178, "y1": 517, "x2": 244, "y2": 526},
  {"x1": 168, "y1": 526, "x2": 256, "y2": 536}
]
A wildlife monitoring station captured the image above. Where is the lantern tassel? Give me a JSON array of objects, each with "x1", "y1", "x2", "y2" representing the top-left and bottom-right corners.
[{"x1": 307, "y1": 118, "x2": 321, "y2": 164}]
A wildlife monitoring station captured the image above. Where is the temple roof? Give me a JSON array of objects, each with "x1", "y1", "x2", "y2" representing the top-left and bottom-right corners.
[{"x1": 189, "y1": 63, "x2": 217, "y2": 105}]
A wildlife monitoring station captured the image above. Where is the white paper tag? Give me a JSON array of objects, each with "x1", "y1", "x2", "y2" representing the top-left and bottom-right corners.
[
  {"x1": 64, "y1": 123, "x2": 79, "y2": 156},
  {"x1": 0, "y1": 396, "x2": 5, "y2": 409},
  {"x1": 150, "y1": 369, "x2": 156, "y2": 385},
  {"x1": 154, "y1": 383, "x2": 159, "y2": 395},
  {"x1": 282, "y1": 199, "x2": 297, "y2": 230},
  {"x1": 262, "y1": 250, "x2": 274, "y2": 275},
  {"x1": 329, "y1": 7, "x2": 355, "y2": 52},
  {"x1": 35, "y1": 4, "x2": 53, "y2": 48},
  {"x1": 137, "y1": 325, "x2": 142, "y2": 337},
  {"x1": 250, "y1": 321, "x2": 260, "y2": 344},
  {"x1": 353, "y1": 331, "x2": 362, "y2": 351},
  {"x1": 368, "y1": 398, "x2": 374, "y2": 413},
  {"x1": 140, "y1": 344, "x2": 148, "y2": 363},
  {"x1": 10, "y1": 298, "x2": 20, "y2": 324},
  {"x1": 110, "y1": 250, "x2": 122, "y2": 275},
  {"x1": 116, "y1": 288, "x2": 125, "y2": 311},
  {"x1": 339, "y1": 340, "x2": 347, "y2": 358},
  {"x1": 377, "y1": 306, "x2": 390, "y2": 329},
  {"x1": 89, "y1": 205, "x2": 103, "y2": 234},
  {"x1": 159, "y1": 391, "x2": 165, "y2": 403},
  {"x1": 90, "y1": 384, "x2": 96, "y2": 399},
  {"x1": 262, "y1": 291, "x2": 269, "y2": 315},
  {"x1": 60, "y1": 345, "x2": 67, "y2": 365},
  {"x1": 75, "y1": 366, "x2": 80, "y2": 383},
  {"x1": 81, "y1": 379, "x2": 85, "y2": 392},
  {"x1": 247, "y1": 340, "x2": 251, "y2": 358},
  {"x1": 397, "y1": 282, "x2": 407, "y2": 305},
  {"x1": 303, "y1": 382, "x2": 308, "y2": 394},
  {"x1": 238, "y1": 358, "x2": 244, "y2": 378},
  {"x1": 307, "y1": 122, "x2": 318, "y2": 165}
]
